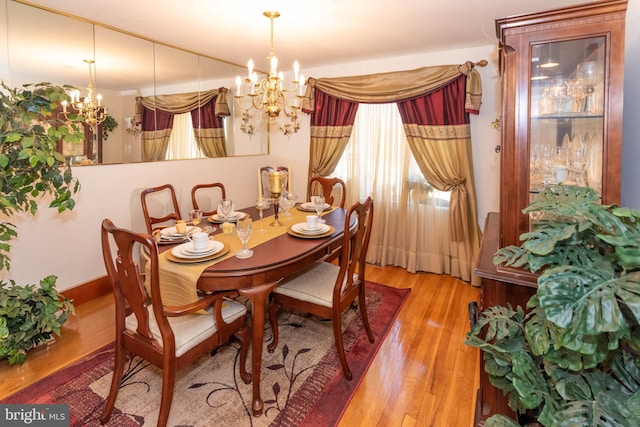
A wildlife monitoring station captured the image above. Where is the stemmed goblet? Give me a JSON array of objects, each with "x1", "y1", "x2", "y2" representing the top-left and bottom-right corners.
[
  {"x1": 255, "y1": 199, "x2": 271, "y2": 233},
  {"x1": 235, "y1": 217, "x2": 253, "y2": 259},
  {"x1": 311, "y1": 195, "x2": 326, "y2": 224},
  {"x1": 217, "y1": 199, "x2": 234, "y2": 223},
  {"x1": 279, "y1": 195, "x2": 293, "y2": 221},
  {"x1": 569, "y1": 146, "x2": 589, "y2": 186}
]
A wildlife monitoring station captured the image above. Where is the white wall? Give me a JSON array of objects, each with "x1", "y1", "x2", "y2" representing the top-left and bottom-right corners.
[{"x1": 3, "y1": 155, "x2": 273, "y2": 291}]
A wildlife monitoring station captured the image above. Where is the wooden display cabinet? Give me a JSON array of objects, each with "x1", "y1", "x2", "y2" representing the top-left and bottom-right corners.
[{"x1": 474, "y1": 1, "x2": 627, "y2": 424}]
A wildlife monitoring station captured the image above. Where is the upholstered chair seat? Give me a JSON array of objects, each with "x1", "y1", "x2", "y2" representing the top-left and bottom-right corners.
[
  {"x1": 274, "y1": 261, "x2": 355, "y2": 308},
  {"x1": 125, "y1": 299, "x2": 247, "y2": 357}
]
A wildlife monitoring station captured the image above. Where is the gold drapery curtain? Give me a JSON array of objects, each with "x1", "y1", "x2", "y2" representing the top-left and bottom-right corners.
[
  {"x1": 194, "y1": 128, "x2": 227, "y2": 157},
  {"x1": 136, "y1": 88, "x2": 230, "y2": 161},
  {"x1": 303, "y1": 62, "x2": 483, "y2": 284},
  {"x1": 302, "y1": 62, "x2": 481, "y2": 112},
  {"x1": 302, "y1": 62, "x2": 482, "y2": 178},
  {"x1": 142, "y1": 129, "x2": 172, "y2": 161},
  {"x1": 136, "y1": 88, "x2": 230, "y2": 116}
]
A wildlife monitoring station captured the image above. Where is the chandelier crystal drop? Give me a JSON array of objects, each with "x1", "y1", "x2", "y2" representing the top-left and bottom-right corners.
[
  {"x1": 235, "y1": 11, "x2": 305, "y2": 136},
  {"x1": 61, "y1": 59, "x2": 107, "y2": 131}
]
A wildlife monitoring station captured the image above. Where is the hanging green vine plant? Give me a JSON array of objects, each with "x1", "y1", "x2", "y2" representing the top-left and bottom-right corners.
[
  {"x1": 101, "y1": 114, "x2": 118, "y2": 141},
  {"x1": 0, "y1": 81, "x2": 84, "y2": 365}
]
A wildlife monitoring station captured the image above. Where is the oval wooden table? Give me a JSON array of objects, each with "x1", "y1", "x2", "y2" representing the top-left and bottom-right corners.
[{"x1": 196, "y1": 207, "x2": 349, "y2": 416}]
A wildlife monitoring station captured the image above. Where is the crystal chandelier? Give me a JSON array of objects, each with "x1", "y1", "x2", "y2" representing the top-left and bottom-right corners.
[
  {"x1": 61, "y1": 59, "x2": 107, "y2": 131},
  {"x1": 235, "y1": 11, "x2": 305, "y2": 136}
]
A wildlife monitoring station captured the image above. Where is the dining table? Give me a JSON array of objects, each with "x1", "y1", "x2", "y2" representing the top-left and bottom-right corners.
[{"x1": 155, "y1": 204, "x2": 351, "y2": 416}]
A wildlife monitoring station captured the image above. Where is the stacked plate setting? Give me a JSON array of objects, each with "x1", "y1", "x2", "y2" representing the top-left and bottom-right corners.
[
  {"x1": 158, "y1": 226, "x2": 201, "y2": 243},
  {"x1": 209, "y1": 212, "x2": 246, "y2": 223},
  {"x1": 171, "y1": 240, "x2": 224, "y2": 259},
  {"x1": 298, "y1": 202, "x2": 331, "y2": 212},
  {"x1": 291, "y1": 222, "x2": 331, "y2": 236}
]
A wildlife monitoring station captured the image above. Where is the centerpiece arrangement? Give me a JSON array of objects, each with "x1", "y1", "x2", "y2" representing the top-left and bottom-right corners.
[{"x1": 258, "y1": 166, "x2": 290, "y2": 227}]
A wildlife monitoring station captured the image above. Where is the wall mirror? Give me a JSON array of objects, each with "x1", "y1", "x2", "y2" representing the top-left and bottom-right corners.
[{"x1": 1, "y1": 0, "x2": 269, "y2": 165}]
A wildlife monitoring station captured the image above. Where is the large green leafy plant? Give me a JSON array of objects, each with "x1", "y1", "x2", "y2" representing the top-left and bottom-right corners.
[
  {"x1": 465, "y1": 185, "x2": 640, "y2": 426},
  {"x1": 0, "y1": 82, "x2": 83, "y2": 364}
]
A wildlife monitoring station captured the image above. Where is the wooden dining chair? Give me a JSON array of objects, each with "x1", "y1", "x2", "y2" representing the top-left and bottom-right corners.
[
  {"x1": 100, "y1": 218, "x2": 251, "y2": 427},
  {"x1": 191, "y1": 182, "x2": 226, "y2": 217},
  {"x1": 141, "y1": 184, "x2": 182, "y2": 234},
  {"x1": 267, "y1": 196, "x2": 374, "y2": 380},
  {"x1": 307, "y1": 176, "x2": 346, "y2": 208}
]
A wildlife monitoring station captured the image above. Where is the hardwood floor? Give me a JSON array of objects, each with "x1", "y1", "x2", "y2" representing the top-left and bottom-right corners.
[{"x1": 0, "y1": 265, "x2": 480, "y2": 426}]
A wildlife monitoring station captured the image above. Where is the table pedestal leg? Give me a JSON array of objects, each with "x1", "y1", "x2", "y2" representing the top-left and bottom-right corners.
[{"x1": 239, "y1": 280, "x2": 280, "y2": 416}]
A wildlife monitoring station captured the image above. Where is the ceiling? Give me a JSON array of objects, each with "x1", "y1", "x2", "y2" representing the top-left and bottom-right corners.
[{"x1": 21, "y1": 0, "x2": 600, "y2": 72}]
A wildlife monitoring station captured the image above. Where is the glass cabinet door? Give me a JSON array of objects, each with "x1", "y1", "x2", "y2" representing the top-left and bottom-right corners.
[{"x1": 529, "y1": 36, "x2": 605, "y2": 197}]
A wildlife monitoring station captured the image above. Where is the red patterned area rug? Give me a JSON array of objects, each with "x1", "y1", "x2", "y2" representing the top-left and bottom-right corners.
[{"x1": 2, "y1": 282, "x2": 409, "y2": 427}]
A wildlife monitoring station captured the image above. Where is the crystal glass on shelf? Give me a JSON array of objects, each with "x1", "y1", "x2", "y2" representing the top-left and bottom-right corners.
[
  {"x1": 569, "y1": 145, "x2": 590, "y2": 186},
  {"x1": 217, "y1": 199, "x2": 234, "y2": 223},
  {"x1": 255, "y1": 198, "x2": 271, "y2": 233},
  {"x1": 566, "y1": 79, "x2": 587, "y2": 113},
  {"x1": 189, "y1": 209, "x2": 202, "y2": 226},
  {"x1": 576, "y1": 61, "x2": 604, "y2": 114},
  {"x1": 235, "y1": 217, "x2": 253, "y2": 259},
  {"x1": 548, "y1": 79, "x2": 570, "y2": 114},
  {"x1": 311, "y1": 195, "x2": 326, "y2": 224}
]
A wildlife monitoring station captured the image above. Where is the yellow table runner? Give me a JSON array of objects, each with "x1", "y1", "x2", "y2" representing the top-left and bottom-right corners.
[{"x1": 153, "y1": 205, "x2": 335, "y2": 308}]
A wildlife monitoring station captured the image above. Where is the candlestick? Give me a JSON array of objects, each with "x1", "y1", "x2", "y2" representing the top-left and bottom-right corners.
[
  {"x1": 258, "y1": 168, "x2": 263, "y2": 202},
  {"x1": 267, "y1": 169, "x2": 288, "y2": 227},
  {"x1": 288, "y1": 164, "x2": 292, "y2": 193}
]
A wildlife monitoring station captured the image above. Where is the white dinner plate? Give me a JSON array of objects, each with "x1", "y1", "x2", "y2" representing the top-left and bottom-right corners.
[
  {"x1": 171, "y1": 240, "x2": 224, "y2": 258},
  {"x1": 299, "y1": 202, "x2": 331, "y2": 212},
  {"x1": 161, "y1": 225, "x2": 201, "y2": 237},
  {"x1": 291, "y1": 223, "x2": 331, "y2": 235},
  {"x1": 209, "y1": 212, "x2": 246, "y2": 223}
]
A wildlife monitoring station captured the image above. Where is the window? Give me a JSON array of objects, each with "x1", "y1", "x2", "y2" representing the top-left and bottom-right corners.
[{"x1": 332, "y1": 102, "x2": 453, "y2": 274}]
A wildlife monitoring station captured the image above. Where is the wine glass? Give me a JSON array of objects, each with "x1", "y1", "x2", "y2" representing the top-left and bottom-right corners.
[
  {"x1": 235, "y1": 217, "x2": 253, "y2": 259},
  {"x1": 255, "y1": 199, "x2": 271, "y2": 233},
  {"x1": 311, "y1": 195, "x2": 326, "y2": 224},
  {"x1": 189, "y1": 209, "x2": 202, "y2": 226},
  {"x1": 576, "y1": 61, "x2": 604, "y2": 114},
  {"x1": 569, "y1": 146, "x2": 589, "y2": 186},
  {"x1": 217, "y1": 199, "x2": 234, "y2": 223},
  {"x1": 279, "y1": 195, "x2": 293, "y2": 221}
]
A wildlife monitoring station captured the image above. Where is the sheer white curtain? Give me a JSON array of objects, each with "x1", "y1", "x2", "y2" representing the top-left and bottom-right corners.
[
  {"x1": 333, "y1": 103, "x2": 456, "y2": 275},
  {"x1": 166, "y1": 113, "x2": 205, "y2": 160}
]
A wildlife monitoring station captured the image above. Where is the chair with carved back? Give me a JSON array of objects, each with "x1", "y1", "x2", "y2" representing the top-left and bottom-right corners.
[
  {"x1": 191, "y1": 182, "x2": 226, "y2": 217},
  {"x1": 307, "y1": 176, "x2": 346, "y2": 208},
  {"x1": 267, "y1": 196, "x2": 374, "y2": 380},
  {"x1": 141, "y1": 184, "x2": 182, "y2": 234},
  {"x1": 100, "y1": 218, "x2": 252, "y2": 427}
]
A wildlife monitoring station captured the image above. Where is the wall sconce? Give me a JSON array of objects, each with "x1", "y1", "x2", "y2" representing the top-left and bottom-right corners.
[{"x1": 124, "y1": 117, "x2": 141, "y2": 136}]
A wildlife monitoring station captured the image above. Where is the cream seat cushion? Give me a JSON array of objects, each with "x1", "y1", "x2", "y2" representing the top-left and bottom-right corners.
[
  {"x1": 274, "y1": 261, "x2": 352, "y2": 308},
  {"x1": 125, "y1": 299, "x2": 246, "y2": 357}
]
